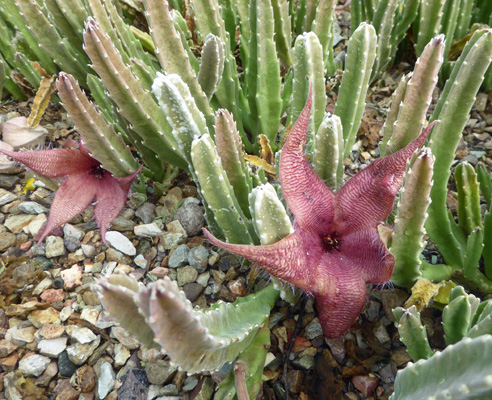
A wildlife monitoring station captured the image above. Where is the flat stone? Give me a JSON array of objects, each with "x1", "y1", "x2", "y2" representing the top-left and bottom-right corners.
[
  {"x1": 0, "y1": 188, "x2": 17, "y2": 206},
  {"x1": 80, "y1": 307, "x2": 100, "y2": 325},
  {"x1": 81, "y1": 244, "x2": 96, "y2": 258},
  {"x1": 352, "y1": 375, "x2": 379, "y2": 397},
  {"x1": 134, "y1": 222, "x2": 162, "y2": 238},
  {"x1": 0, "y1": 352, "x2": 19, "y2": 371},
  {"x1": 0, "y1": 175, "x2": 19, "y2": 189},
  {"x1": 196, "y1": 271, "x2": 210, "y2": 287},
  {"x1": 45, "y1": 236, "x2": 66, "y2": 258},
  {"x1": 160, "y1": 232, "x2": 185, "y2": 250},
  {"x1": 60, "y1": 264, "x2": 83, "y2": 290},
  {"x1": 0, "y1": 339, "x2": 18, "y2": 358},
  {"x1": 5, "y1": 325, "x2": 36, "y2": 344},
  {"x1": 286, "y1": 369, "x2": 304, "y2": 394},
  {"x1": 39, "y1": 324, "x2": 66, "y2": 339},
  {"x1": 144, "y1": 359, "x2": 177, "y2": 385},
  {"x1": 74, "y1": 364, "x2": 96, "y2": 392},
  {"x1": 67, "y1": 335, "x2": 101, "y2": 365},
  {"x1": 177, "y1": 265, "x2": 198, "y2": 286},
  {"x1": 4, "y1": 372, "x2": 22, "y2": 400},
  {"x1": 35, "y1": 360, "x2": 58, "y2": 387},
  {"x1": 38, "y1": 336, "x2": 68, "y2": 357},
  {"x1": 63, "y1": 223, "x2": 85, "y2": 240},
  {"x1": 118, "y1": 368, "x2": 149, "y2": 400},
  {"x1": 96, "y1": 310, "x2": 118, "y2": 330},
  {"x1": 40, "y1": 288, "x2": 65, "y2": 303},
  {"x1": 98, "y1": 362, "x2": 116, "y2": 399},
  {"x1": 53, "y1": 378, "x2": 80, "y2": 400},
  {"x1": 135, "y1": 202, "x2": 156, "y2": 224},
  {"x1": 18, "y1": 201, "x2": 48, "y2": 214},
  {"x1": 0, "y1": 231, "x2": 16, "y2": 251},
  {"x1": 25, "y1": 213, "x2": 47, "y2": 237},
  {"x1": 114, "y1": 343, "x2": 131, "y2": 366},
  {"x1": 188, "y1": 245, "x2": 209, "y2": 273},
  {"x1": 111, "y1": 326, "x2": 139, "y2": 350},
  {"x1": 168, "y1": 244, "x2": 189, "y2": 268},
  {"x1": 183, "y1": 283, "x2": 204, "y2": 302},
  {"x1": 28, "y1": 307, "x2": 60, "y2": 328},
  {"x1": 5, "y1": 214, "x2": 36, "y2": 233},
  {"x1": 110, "y1": 216, "x2": 136, "y2": 232},
  {"x1": 106, "y1": 247, "x2": 133, "y2": 264},
  {"x1": 83, "y1": 291, "x2": 100, "y2": 306},
  {"x1": 32, "y1": 277, "x2": 54, "y2": 296},
  {"x1": 66, "y1": 325, "x2": 98, "y2": 344},
  {"x1": 304, "y1": 318, "x2": 323, "y2": 339},
  {"x1": 106, "y1": 231, "x2": 136, "y2": 256},
  {"x1": 19, "y1": 353, "x2": 51, "y2": 377},
  {"x1": 133, "y1": 254, "x2": 148, "y2": 269}
]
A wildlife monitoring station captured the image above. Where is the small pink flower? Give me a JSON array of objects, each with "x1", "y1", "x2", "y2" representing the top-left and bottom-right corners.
[{"x1": 0, "y1": 143, "x2": 141, "y2": 245}]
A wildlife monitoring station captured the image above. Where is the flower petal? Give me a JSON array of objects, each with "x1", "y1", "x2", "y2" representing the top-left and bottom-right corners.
[
  {"x1": 339, "y1": 228, "x2": 395, "y2": 284},
  {"x1": 280, "y1": 93, "x2": 335, "y2": 234},
  {"x1": 0, "y1": 147, "x2": 95, "y2": 177},
  {"x1": 204, "y1": 229, "x2": 310, "y2": 290},
  {"x1": 333, "y1": 122, "x2": 436, "y2": 235},
  {"x1": 93, "y1": 167, "x2": 141, "y2": 244},
  {"x1": 37, "y1": 173, "x2": 97, "y2": 242}
]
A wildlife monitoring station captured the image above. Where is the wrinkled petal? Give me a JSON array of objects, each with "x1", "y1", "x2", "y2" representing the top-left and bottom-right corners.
[
  {"x1": 204, "y1": 229, "x2": 310, "y2": 290},
  {"x1": 280, "y1": 93, "x2": 335, "y2": 234},
  {"x1": 0, "y1": 147, "x2": 95, "y2": 177},
  {"x1": 315, "y1": 270, "x2": 367, "y2": 338},
  {"x1": 1, "y1": 116, "x2": 47, "y2": 150},
  {"x1": 333, "y1": 122, "x2": 435, "y2": 235},
  {"x1": 37, "y1": 173, "x2": 97, "y2": 242},
  {"x1": 339, "y1": 228, "x2": 394, "y2": 284}
]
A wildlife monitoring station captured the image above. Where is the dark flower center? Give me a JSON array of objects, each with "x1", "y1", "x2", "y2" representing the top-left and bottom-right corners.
[
  {"x1": 322, "y1": 231, "x2": 342, "y2": 253},
  {"x1": 89, "y1": 165, "x2": 106, "y2": 179}
]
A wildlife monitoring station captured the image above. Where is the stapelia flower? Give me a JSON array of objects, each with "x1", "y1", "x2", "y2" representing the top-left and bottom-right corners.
[
  {"x1": 0, "y1": 142, "x2": 141, "y2": 245},
  {"x1": 204, "y1": 97, "x2": 435, "y2": 339}
]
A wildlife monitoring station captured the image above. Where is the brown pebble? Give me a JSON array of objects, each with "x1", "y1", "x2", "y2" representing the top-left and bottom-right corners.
[
  {"x1": 39, "y1": 324, "x2": 66, "y2": 339},
  {"x1": 82, "y1": 292, "x2": 100, "y2": 306},
  {"x1": 286, "y1": 369, "x2": 304, "y2": 394},
  {"x1": 74, "y1": 365, "x2": 96, "y2": 392},
  {"x1": 0, "y1": 339, "x2": 18, "y2": 358},
  {"x1": 227, "y1": 278, "x2": 247, "y2": 297},
  {"x1": 149, "y1": 267, "x2": 168, "y2": 278},
  {"x1": 54, "y1": 379, "x2": 80, "y2": 400},
  {"x1": 352, "y1": 374, "x2": 379, "y2": 397},
  {"x1": 40, "y1": 289, "x2": 66, "y2": 304}
]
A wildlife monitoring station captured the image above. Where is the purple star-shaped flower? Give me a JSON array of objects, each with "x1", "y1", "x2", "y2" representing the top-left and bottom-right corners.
[
  {"x1": 205, "y1": 97, "x2": 434, "y2": 338},
  {"x1": 0, "y1": 143, "x2": 140, "y2": 245}
]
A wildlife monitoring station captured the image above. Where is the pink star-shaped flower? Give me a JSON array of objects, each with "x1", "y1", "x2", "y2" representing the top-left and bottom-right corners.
[
  {"x1": 0, "y1": 143, "x2": 140, "y2": 245},
  {"x1": 205, "y1": 97, "x2": 434, "y2": 338}
]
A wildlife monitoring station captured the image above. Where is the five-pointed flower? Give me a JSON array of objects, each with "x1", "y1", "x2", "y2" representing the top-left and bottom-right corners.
[
  {"x1": 204, "y1": 97, "x2": 435, "y2": 338},
  {"x1": 0, "y1": 142, "x2": 141, "y2": 245}
]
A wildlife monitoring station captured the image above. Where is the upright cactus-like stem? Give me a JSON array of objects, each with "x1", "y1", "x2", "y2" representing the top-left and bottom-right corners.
[
  {"x1": 382, "y1": 36, "x2": 444, "y2": 155},
  {"x1": 271, "y1": 0, "x2": 293, "y2": 67},
  {"x1": 442, "y1": 286, "x2": 480, "y2": 345},
  {"x1": 414, "y1": 0, "x2": 445, "y2": 56},
  {"x1": 192, "y1": 134, "x2": 257, "y2": 245},
  {"x1": 56, "y1": 73, "x2": 139, "y2": 177},
  {"x1": 393, "y1": 306, "x2": 434, "y2": 361},
  {"x1": 0, "y1": 59, "x2": 5, "y2": 97},
  {"x1": 391, "y1": 148, "x2": 435, "y2": 288},
  {"x1": 334, "y1": 23, "x2": 377, "y2": 158},
  {"x1": 215, "y1": 109, "x2": 253, "y2": 218},
  {"x1": 455, "y1": 162, "x2": 482, "y2": 235},
  {"x1": 426, "y1": 29, "x2": 492, "y2": 268},
  {"x1": 292, "y1": 32, "x2": 326, "y2": 137},
  {"x1": 371, "y1": 0, "x2": 398, "y2": 79},
  {"x1": 83, "y1": 19, "x2": 187, "y2": 170},
  {"x1": 198, "y1": 34, "x2": 225, "y2": 100},
  {"x1": 312, "y1": 0, "x2": 337, "y2": 75},
  {"x1": 312, "y1": 113, "x2": 344, "y2": 189},
  {"x1": 143, "y1": 0, "x2": 212, "y2": 122},
  {"x1": 454, "y1": 0, "x2": 474, "y2": 40},
  {"x1": 14, "y1": 0, "x2": 90, "y2": 85},
  {"x1": 246, "y1": 0, "x2": 282, "y2": 148}
]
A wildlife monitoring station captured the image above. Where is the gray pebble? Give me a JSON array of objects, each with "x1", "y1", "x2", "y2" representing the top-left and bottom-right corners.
[
  {"x1": 168, "y1": 244, "x2": 189, "y2": 268},
  {"x1": 64, "y1": 236, "x2": 81, "y2": 253},
  {"x1": 135, "y1": 202, "x2": 156, "y2": 224},
  {"x1": 188, "y1": 245, "x2": 209, "y2": 273},
  {"x1": 173, "y1": 203, "x2": 205, "y2": 236}
]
